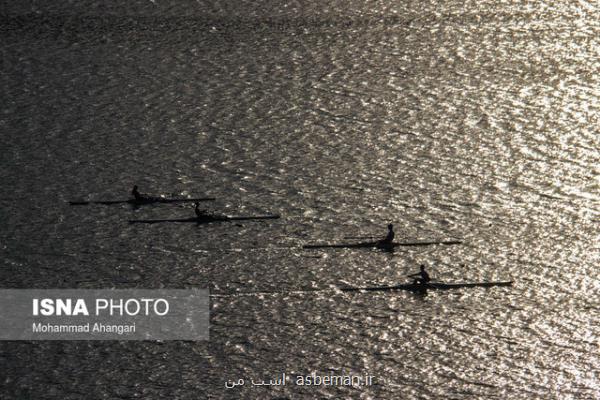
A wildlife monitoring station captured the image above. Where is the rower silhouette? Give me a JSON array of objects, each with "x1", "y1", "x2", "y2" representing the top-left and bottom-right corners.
[
  {"x1": 408, "y1": 265, "x2": 431, "y2": 285},
  {"x1": 194, "y1": 202, "x2": 208, "y2": 218},
  {"x1": 131, "y1": 185, "x2": 143, "y2": 201},
  {"x1": 383, "y1": 224, "x2": 394, "y2": 244},
  {"x1": 376, "y1": 224, "x2": 395, "y2": 250}
]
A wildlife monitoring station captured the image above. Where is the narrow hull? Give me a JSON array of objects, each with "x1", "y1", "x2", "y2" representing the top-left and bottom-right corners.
[
  {"x1": 128, "y1": 215, "x2": 280, "y2": 224},
  {"x1": 303, "y1": 240, "x2": 462, "y2": 249},
  {"x1": 70, "y1": 197, "x2": 215, "y2": 206},
  {"x1": 341, "y1": 281, "x2": 513, "y2": 292}
]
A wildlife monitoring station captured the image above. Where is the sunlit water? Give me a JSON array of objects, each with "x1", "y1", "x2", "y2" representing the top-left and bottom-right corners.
[{"x1": 1, "y1": 1, "x2": 598, "y2": 399}]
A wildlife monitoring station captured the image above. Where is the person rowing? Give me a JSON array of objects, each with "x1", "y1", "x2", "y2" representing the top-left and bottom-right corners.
[
  {"x1": 131, "y1": 185, "x2": 144, "y2": 201},
  {"x1": 383, "y1": 224, "x2": 395, "y2": 244},
  {"x1": 408, "y1": 265, "x2": 431, "y2": 286},
  {"x1": 376, "y1": 224, "x2": 395, "y2": 249},
  {"x1": 194, "y1": 202, "x2": 208, "y2": 218}
]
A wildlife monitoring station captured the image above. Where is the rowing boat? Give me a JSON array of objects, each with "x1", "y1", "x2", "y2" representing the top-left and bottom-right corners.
[
  {"x1": 128, "y1": 214, "x2": 280, "y2": 224},
  {"x1": 70, "y1": 197, "x2": 215, "y2": 206},
  {"x1": 341, "y1": 281, "x2": 513, "y2": 292},
  {"x1": 303, "y1": 240, "x2": 462, "y2": 250}
]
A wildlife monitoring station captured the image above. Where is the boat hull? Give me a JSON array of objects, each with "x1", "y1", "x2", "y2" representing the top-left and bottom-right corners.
[
  {"x1": 341, "y1": 281, "x2": 513, "y2": 292},
  {"x1": 128, "y1": 215, "x2": 280, "y2": 224},
  {"x1": 69, "y1": 197, "x2": 215, "y2": 206},
  {"x1": 303, "y1": 240, "x2": 462, "y2": 249}
]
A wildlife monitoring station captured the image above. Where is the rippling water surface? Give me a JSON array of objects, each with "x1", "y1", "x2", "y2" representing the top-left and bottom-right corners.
[{"x1": 1, "y1": 1, "x2": 598, "y2": 399}]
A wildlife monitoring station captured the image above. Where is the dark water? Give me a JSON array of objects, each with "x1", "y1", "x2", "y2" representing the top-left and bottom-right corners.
[{"x1": 1, "y1": 1, "x2": 598, "y2": 399}]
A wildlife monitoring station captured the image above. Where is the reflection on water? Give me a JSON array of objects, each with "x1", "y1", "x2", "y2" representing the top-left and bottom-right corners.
[{"x1": 1, "y1": 0, "x2": 599, "y2": 398}]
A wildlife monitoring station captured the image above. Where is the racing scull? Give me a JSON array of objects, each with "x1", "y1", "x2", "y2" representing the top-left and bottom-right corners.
[
  {"x1": 128, "y1": 214, "x2": 280, "y2": 224},
  {"x1": 341, "y1": 281, "x2": 513, "y2": 292},
  {"x1": 69, "y1": 197, "x2": 215, "y2": 206},
  {"x1": 303, "y1": 240, "x2": 462, "y2": 249}
]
